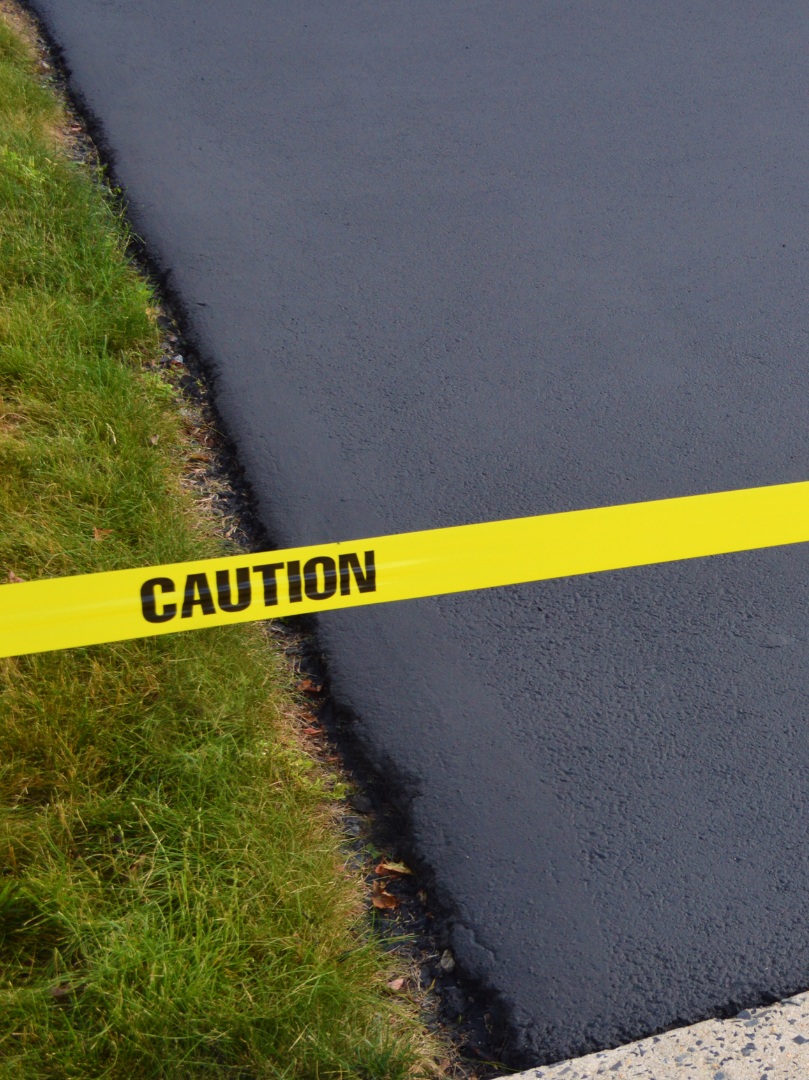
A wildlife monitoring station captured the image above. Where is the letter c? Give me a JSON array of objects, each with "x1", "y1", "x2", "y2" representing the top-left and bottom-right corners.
[{"x1": 141, "y1": 577, "x2": 177, "y2": 623}]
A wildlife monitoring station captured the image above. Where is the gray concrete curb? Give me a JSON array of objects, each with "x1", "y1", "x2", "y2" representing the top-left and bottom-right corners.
[{"x1": 506, "y1": 991, "x2": 809, "y2": 1078}]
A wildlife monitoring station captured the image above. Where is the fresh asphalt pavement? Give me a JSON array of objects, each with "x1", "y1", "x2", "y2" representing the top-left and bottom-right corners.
[{"x1": 28, "y1": 0, "x2": 809, "y2": 1065}]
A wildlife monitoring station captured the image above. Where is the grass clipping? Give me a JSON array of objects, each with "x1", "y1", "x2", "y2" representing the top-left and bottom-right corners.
[{"x1": 0, "y1": 15, "x2": 437, "y2": 1079}]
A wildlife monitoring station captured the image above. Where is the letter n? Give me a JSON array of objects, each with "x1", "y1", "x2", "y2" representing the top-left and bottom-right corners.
[{"x1": 339, "y1": 551, "x2": 376, "y2": 595}]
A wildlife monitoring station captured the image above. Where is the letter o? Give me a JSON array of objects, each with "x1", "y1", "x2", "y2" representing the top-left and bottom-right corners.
[{"x1": 303, "y1": 556, "x2": 337, "y2": 600}]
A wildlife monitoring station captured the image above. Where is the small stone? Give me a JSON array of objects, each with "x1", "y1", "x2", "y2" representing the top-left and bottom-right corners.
[
  {"x1": 439, "y1": 949, "x2": 455, "y2": 973},
  {"x1": 349, "y1": 793, "x2": 372, "y2": 814},
  {"x1": 761, "y1": 633, "x2": 792, "y2": 648}
]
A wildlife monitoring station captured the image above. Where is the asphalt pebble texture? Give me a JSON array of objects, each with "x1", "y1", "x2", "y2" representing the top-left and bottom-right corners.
[
  {"x1": 26, "y1": 0, "x2": 809, "y2": 1066},
  {"x1": 512, "y1": 991, "x2": 809, "y2": 1078}
]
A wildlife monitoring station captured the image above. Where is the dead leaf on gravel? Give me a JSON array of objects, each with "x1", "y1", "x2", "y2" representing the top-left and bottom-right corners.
[
  {"x1": 93, "y1": 527, "x2": 112, "y2": 541},
  {"x1": 375, "y1": 861, "x2": 413, "y2": 877},
  {"x1": 371, "y1": 880, "x2": 399, "y2": 910},
  {"x1": 386, "y1": 977, "x2": 405, "y2": 991},
  {"x1": 7, "y1": 571, "x2": 24, "y2": 583},
  {"x1": 297, "y1": 679, "x2": 323, "y2": 694}
]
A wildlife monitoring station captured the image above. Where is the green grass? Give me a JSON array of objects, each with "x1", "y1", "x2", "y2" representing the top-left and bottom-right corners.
[{"x1": 0, "y1": 12, "x2": 435, "y2": 1078}]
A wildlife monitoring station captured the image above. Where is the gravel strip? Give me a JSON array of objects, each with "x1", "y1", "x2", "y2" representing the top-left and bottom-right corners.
[{"x1": 508, "y1": 992, "x2": 809, "y2": 1079}]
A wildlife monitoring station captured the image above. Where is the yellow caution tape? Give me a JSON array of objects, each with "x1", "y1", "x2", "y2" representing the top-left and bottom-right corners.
[{"x1": 3, "y1": 479, "x2": 809, "y2": 658}]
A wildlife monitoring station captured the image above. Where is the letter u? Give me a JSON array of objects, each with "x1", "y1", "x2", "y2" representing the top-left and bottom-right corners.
[{"x1": 216, "y1": 567, "x2": 252, "y2": 612}]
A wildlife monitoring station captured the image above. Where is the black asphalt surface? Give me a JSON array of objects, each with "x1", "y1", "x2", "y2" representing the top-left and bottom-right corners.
[{"x1": 29, "y1": 0, "x2": 809, "y2": 1064}]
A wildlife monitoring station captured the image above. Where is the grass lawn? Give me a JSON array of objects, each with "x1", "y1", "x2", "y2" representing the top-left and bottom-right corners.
[{"x1": 0, "y1": 9, "x2": 437, "y2": 1077}]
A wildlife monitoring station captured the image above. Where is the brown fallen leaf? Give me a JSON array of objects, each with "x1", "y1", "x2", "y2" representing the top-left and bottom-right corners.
[
  {"x1": 48, "y1": 982, "x2": 86, "y2": 1003},
  {"x1": 93, "y1": 527, "x2": 112, "y2": 541},
  {"x1": 386, "y1": 977, "x2": 405, "y2": 991},
  {"x1": 7, "y1": 571, "x2": 24, "y2": 583},
  {"x1": 128, "y1": 855, "x2": 147, "y2": 881},
  {"x1": 371, "y1": 880, "x2": 400, "y2": 910},
  {"x1": 375, "y1": 861, "x2": 413, "y2": 877},
  {"x1": 297, "y1": 679, "x2": 323, "y2": 694},
  {"x1": 302, "y1": 726, "x2": 322, "y2": 736},
  {"x1": 187, "y1": 452, "x2": 212, "y2": 464},
  {"x1": 438, "y1": 1059, "x2": 452, "y2": 1075}
]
